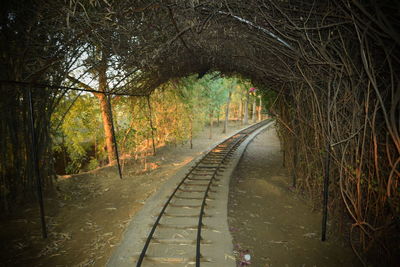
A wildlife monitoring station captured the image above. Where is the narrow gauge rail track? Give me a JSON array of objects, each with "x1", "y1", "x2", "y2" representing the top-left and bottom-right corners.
[{"x1": 136, "y1": 120, "x2": 271, "y2": 267}]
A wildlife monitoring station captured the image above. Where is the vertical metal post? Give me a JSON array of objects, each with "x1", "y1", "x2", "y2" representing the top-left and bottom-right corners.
[
  {"x1": 292, "y1": 137, "x2": 297, "y2": 187},
  {"x1": 292, "y1": 117, "x2": 297, "y2": 187},
  {"x1": 107, "y1": 94, "x2": 123, "y2": 179},
  {"x1": 146, "y1": 95, "x2": 156, "y2": 155},
  {"x1": 321, "y1": 143, "x2": 331, "y2": 241},
  {"x1": 28, "y1": 87, "x2": 47, "y2": 238},
  {"x1": 322, "y1": 79, "x2": 333, "y2": 241}
]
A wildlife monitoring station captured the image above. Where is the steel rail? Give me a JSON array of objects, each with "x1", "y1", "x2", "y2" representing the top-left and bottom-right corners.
[
  {"x1": 195, "y1": 120, "x2": 269, "y2": 266},
  {"x1": 136, "y1": 127, "x2": 241, "y2": 266},
  {"x1": 195, "y1": 135, "x2": 243, "y2": 266},
  {"x1": 137, "y1": 120, "x2": 270, "y2": 266},
  {"x1": 136, "y1": 148, "x2": 207, "y2": 266}
]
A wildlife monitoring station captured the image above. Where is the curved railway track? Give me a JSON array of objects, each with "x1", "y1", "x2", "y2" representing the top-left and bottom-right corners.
[{"x1": 136, "y1": 120, "x2": 271, "y2": 267}]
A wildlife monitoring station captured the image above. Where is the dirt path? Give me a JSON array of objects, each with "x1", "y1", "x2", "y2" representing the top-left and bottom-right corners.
[
  {"x1": 0, "y1": 121, "x2": 246, "y2": 267},
  {"x1": 228, "y1": 126, "x2": 361, "y2": 267}
]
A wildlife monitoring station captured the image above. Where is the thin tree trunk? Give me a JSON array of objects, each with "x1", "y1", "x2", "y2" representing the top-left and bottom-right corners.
[
  {"x1": 244, "y1": 90, "x2": 249, "y2": 124},
  {"x1": 252, "y1": 97, "x2": 257, "y2": 123},
  {"x1": 209, "y1": 110, "x2": 213, "y2": 139},
  {"x1": 190, "y1": 116, "x2": 193, "y2": 149},
  {"x1": 98, "y1": 93, "x2": 115, "y2": 164},
  {"x1": 62, "y1": 133, "x2": 67, "y2": 173},
  {"x1": 120, "y1": 117, "x2": 135, "y2": 155},
  {"x1": 223, "y1": 91, "x2": 232, "y2": 133},
  {"x1": 239, "y1": 100, "x2": 243, "y2": 124},
  {"x1": 146, "y1": 95, "x2": 156, "y2": 155},
  {"x1": 258, "y1": 96, "x2": 262, "y2": 121},
  {"x1": 97, "y1": 50, "x2": 115, "y2": 164},
  {"x1": 94, "y1": 136, "x2": 97, "y2": 161},
  {"x1": 67, "y1": 50, "x2": 116, "y2": 165}
]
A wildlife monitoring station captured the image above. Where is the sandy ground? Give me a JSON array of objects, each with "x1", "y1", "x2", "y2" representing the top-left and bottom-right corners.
[
  {"x1": 0, "y1": 120, "x2": 246, "y2": 267},
  {"x1": 228, "y1": 126, "x2": 361, "y2": 267},
  {"x1": 0, "y1": 122, "x2": 360, "y2": 267}
]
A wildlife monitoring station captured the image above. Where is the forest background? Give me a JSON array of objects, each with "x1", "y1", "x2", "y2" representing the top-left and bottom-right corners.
[
  {"x1": 1, "y1": 1, "x2": 398, "y2": 264},
  {"x1": 51, "y1": 75, "x2": 270, "y2": 176}
]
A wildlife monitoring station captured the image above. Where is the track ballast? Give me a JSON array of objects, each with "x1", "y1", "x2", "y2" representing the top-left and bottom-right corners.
[{"x1": 136, "y1": 120, "x2": 271, "y2": 267}]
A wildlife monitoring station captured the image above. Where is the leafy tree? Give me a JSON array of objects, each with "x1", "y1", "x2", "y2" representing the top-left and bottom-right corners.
[
  {"x1": 193, "y1": 74, "x2": 229, "y2": 138},
  {"x1": 50, "y1": 73, "x2": 261, "y2": 174},
  {"x1": 222, "y1": 78, "x2": 237, "y2": 133},
  {"x1": 0, "y1": 0, "x2": 83, "y2": 208},
  {"x1": 52, "y1": 93, "x2": 104, "y2": 173}
]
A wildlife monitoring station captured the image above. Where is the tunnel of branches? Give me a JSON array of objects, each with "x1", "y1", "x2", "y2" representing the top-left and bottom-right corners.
[{"x1": 1, "y1": 0, "x2": 399, "y2": 265}]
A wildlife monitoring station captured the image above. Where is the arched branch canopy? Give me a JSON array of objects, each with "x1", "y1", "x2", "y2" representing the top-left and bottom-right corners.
[
  {"x1": 1, "y1": 1, "x2": 399, "y2": 263},
  {"x1": 43, "y1": 0, "x2": 397, "y2": 96}
]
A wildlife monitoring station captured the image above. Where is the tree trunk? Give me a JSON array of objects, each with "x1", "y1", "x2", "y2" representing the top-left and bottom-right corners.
[
  {"x1": 223, "y1": 91, "x2": 232, "y2": 133},
  {"x1": 258, "y1": 96, "x2": 262, "y2": 121},
  {"x1": 97, "y1": 93, "x2": 115, "y2": 164},
  {"x1": 67, "y1": 49, "x2": 116, "y2": 165},
  {"x1": 252, "y1": 97, "x2": 257, "y2": 123},
  {"x1": 209, "y1": 110, "x2": 213, "y2": 139},
  {"x1": 239, "y1": 100, "x2": 243, "y2": 124},
  {"x1": 146, "y1": 95, "x2": 156, "y2": 155},
  {"x1": 62, "y1": 133, "x2": 67, "y2": 173},
  {"x1": 190, "y1": 116, "x2": 193, "y2": 149},
  {"x1": 97, "y1": 52, "x2": 115, "y2": 165},
  {"x1": 94, "y1": 136, "x2": 97, "y2": 161},
  {"x1": 244, "y1": 90, "x2": 249, "y2": 124}
]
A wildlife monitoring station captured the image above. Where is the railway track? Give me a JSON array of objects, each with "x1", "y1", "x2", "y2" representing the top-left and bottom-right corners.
[{"x1": 135, "y1": 120, "x2": 272, "y2": 267}]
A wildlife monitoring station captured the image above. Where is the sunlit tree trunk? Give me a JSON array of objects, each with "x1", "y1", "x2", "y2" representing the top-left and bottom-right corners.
[
  {"x1": 94, "y1": 136, "x2": 97, "y2": 161},
  {"x1": 68, "y1": 49, "x2": 116, "y2": 165},
  {"x1": 239, "y1": 100, "x2": 243, "y2": 124},
  {"x1": 96, "y1": 48, "x2": 120, "y2": 165},
  {"x1": 258, "y1": 96, "x2": 262, "y2": 121},
  {"x1": 97, "y1": 95, "x2": 115, "y2": 164},
  {"x1": 244, "y1": 90, "x2": 249, "y2": 124},
  {"x1": 223, "y1": 91, "x2": 232, "y2": 133},
  {"x1": 98, "y1": 51, "x2": 116, "y2": 164},
  {"x1": 146, "y1": 95, "x2": 156, "y2": 155},
  {"x1": 252, "y1": 97, "x2": 257, "y2": 123}
]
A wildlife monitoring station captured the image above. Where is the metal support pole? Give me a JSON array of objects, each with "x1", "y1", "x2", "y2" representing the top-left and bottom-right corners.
[
  {"x1": 146, "y1": 95, "x2": 156, "y2": 155},
  {"x1": 321, "y1": 143, "x2": 331, "y2": 241},
  {"x1": 28, "y1": 87, "x2": 47, "y2": 239},
  {"x1": 292, "y1": 117, "x2": 297, "y2": 187},
  {"x1": 107, "y1": 94, "x2": 123, "y2": 179},
  {"x1": 292, "y1": 137, "x2": 297, "y2": 187}
]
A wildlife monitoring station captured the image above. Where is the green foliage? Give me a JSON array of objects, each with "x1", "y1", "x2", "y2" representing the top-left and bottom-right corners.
[
  {"x1": 197, "y1": 74, "x2": 228, "y2": 114},
  {"x1": 260, "y1": 89, "x2": 277, "y2": 112},
  {"x1": 51, "y1": 72, "x2": 268, "y2": 174},
  {"x1": 87, "y1": 157, "x2": 100, "y2": 171},
  {"x1": 51, "y1": 93, "x2": 104, "y2": 174}
]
